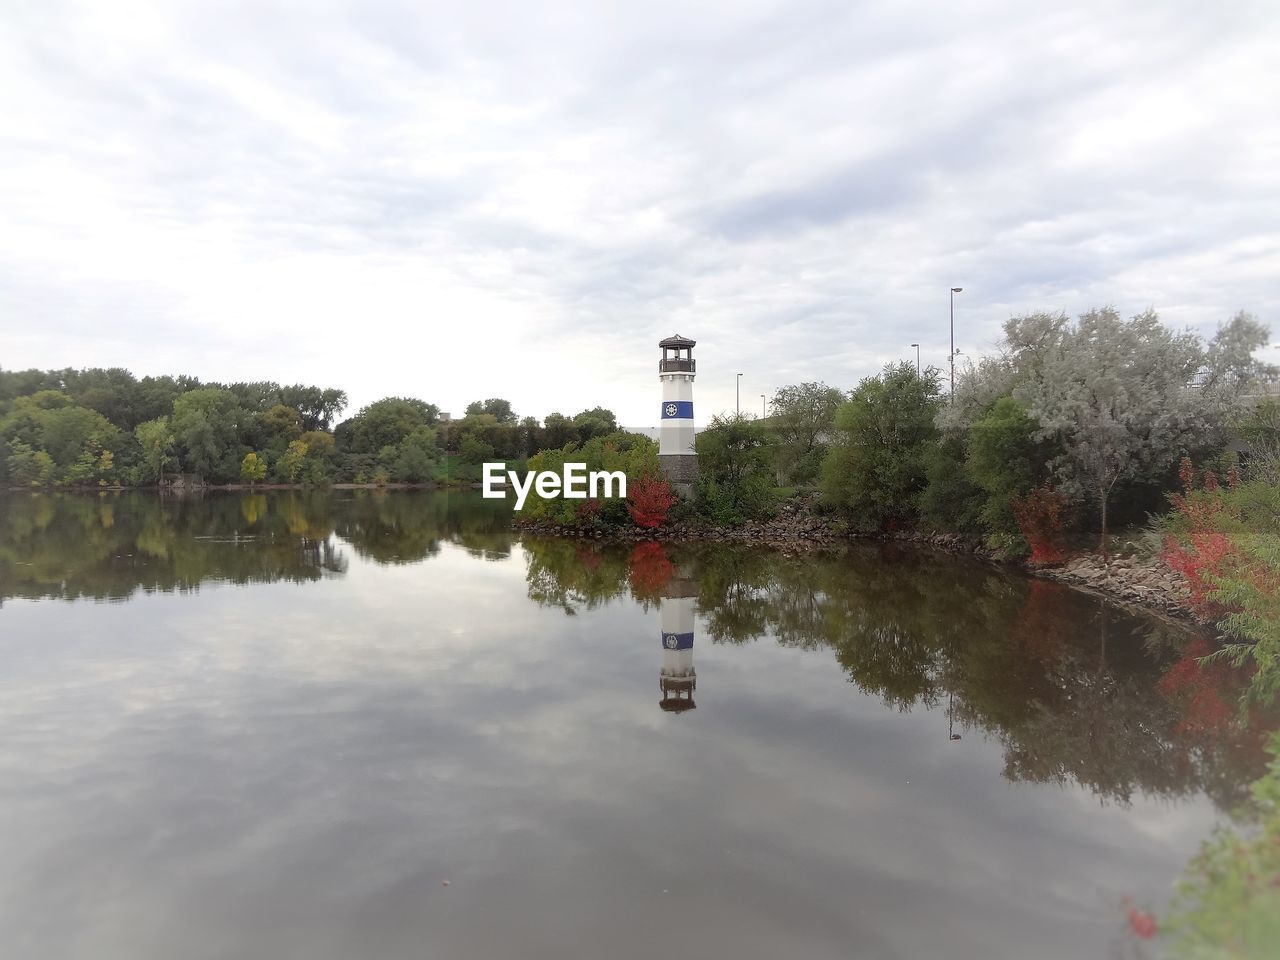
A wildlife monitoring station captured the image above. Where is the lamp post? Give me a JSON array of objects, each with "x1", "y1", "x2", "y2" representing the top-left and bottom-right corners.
[
  {"x1": 950, "y1": 287, "x2": 963, "y2": 402},
  {"x1": 736, "y1": 372, "x2": 743, "y2": 415},
  {"x1": 910, "y1": 343, "x2": 920, "y2": 375}
]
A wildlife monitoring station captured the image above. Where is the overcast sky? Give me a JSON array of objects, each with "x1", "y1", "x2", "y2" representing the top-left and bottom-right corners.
[{"x1": 2, "y1": 0, "x2": 1277, "y2": 426}]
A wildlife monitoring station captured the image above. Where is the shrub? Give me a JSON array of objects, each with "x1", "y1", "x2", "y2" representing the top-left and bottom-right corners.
[
  {"x1": 627, "y1": 474, "x2": 676, "y2": 529},
  {"x1": 1011, "y1": 486, "x2": 1071, "y2": 564}
]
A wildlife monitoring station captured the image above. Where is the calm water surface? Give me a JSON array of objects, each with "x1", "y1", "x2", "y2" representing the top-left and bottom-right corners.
[{"x1": 0, "y1": 491, "x2": 1269, "y2": 959}]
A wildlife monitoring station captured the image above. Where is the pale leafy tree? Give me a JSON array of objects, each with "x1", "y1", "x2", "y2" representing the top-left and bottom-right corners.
[
  {"x1": 134, "y1": 418, "x2": 175, "y2": 484},
  {"x1": 1015, "y1": 308, "x2": 1272, "y2": 553},
  {"x1": 939, "y1": 312, "x2": 1071, "y2": 432}
]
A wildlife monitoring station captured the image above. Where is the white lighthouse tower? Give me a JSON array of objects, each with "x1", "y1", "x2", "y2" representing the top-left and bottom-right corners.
[
  {"x1": 658, "y1": 334, "x2": 698, "y2": 498},
  {"x1": 659, "y1": 571, "x2": 698, "y2": 713}
]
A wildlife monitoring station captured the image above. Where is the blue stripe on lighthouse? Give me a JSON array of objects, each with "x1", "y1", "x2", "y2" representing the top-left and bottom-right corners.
[
  {"x1": 661, "y1": 401, "x2": 694, "y2": 419},
  {"x1": 661, "y1": 632, "x2": 694, "y2": 650}
]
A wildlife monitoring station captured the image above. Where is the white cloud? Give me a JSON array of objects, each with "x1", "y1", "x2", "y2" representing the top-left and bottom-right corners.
[{"x1": 1, "y1": 0, "x2": 1276, "y2": 425}]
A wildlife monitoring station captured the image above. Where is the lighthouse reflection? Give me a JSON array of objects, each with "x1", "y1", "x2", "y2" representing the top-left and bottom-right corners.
[
  {"x1": 656, "y1": 551, "x2": 699, "y2": 713},
  {"x1": 659, "y1": 573, "x2": 699, "y2": 713}
]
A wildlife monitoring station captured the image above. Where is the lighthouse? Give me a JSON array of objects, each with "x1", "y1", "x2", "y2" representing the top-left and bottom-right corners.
[
  {"x1": 659, "y1": 570, "x2": 698, "y2": 713},
  {"x1": 658, "y1": 334, "x2": 698, "y2": 498}
]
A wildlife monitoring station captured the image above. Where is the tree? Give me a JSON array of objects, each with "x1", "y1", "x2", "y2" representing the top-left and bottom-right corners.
[
  {"x1": 5, "y1": 442, "x2": 55, "y2": 486},
  {"x1": 277, "y1": 431, "x2": 335, "y2": 484},
  {"x1": 134, "y1": 418, "x2": 175, "y2": 484},
  {"x1": 279, "y1": 385, "x2": 349, "y2": 432},
  {"x1": 335, "y1": 397, "x2": 437, "y2": 457},
  {"x1": 241, "y1": 451, "x2": 267, "y2": 485},
  {"x1": 37, "y1": 405, "x2": 118, "y2": 473},
  {"x1": 518, "y1": 416, "x2": 542, "y2": 457},
  {"x1": 1016, "y1": 308, "x2": 1227, "y2": 553},
  {"x1": 171, "y1": 388, "x2": 243, "y2": 481},
  {"x1": 769, "y1": 382, "x2": 845, "y2": 484},
  {"x1": 572, "y1": 407, "x2": 618, "y2": 443},
  {"x1": 821, "y1": 363, "x2": 942, "y2": 530},
  {"x1": 464, "y1": 398, "x2": 516, "y2": 423},
  {"x1": 391, "y1": 426, "x2": 440, "y2": 482},
  {"x1": 542, "y1": 412, "x2": 576, "y2": 449},
  {"x1": 694, "y1": 414, "x2": 776, "y2": 522},
  {"x1": 1238, "y1": 399, "x2": 1280, "y2": 484},
  {"x1": 966, "y1": 396, "x2": 1054, "y2": 535}
]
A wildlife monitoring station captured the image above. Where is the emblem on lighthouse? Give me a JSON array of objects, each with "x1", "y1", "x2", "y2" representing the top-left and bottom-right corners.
[
  {"x1": 665, "y1": 403, "x2": 678, "y2": 417},
  {"x1": 664, "y1": 633, "x2": 678, "y2": 649}
]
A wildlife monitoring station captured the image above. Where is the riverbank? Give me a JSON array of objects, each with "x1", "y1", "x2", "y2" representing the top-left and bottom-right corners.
[{"x1": 514, "y1": 498, "x2": 1201, "y2": 624}]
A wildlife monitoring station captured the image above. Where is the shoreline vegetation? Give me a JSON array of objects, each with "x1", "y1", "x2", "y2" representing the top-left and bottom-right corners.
[{"x1": 2, "y1": 305, "x2": 1277, "y2": 702}]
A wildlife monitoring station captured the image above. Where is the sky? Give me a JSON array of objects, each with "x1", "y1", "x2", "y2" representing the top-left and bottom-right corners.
[{"x1": 1, "y1": 0, "x2": 1277, "y2": 427}]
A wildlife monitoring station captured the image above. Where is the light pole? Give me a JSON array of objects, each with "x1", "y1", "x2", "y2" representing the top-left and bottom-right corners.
[
  {"x1": 736, "y1": 372, "x2": 743, "y2": 415},
  {"x1": 910, "y1": 343, "x2": 920, "y2": 375},
  {"x1": 949, "y1": 287, "x2": 963, "y2": 402},
  {"x1": 760, "y1": 394, "x2": 766, "y2": 419}
]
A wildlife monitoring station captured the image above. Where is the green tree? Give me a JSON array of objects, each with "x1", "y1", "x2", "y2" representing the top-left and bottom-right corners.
[
  {"x1": 278, "y1": 385, "x2": 349, "y2": 432},
  {"x1": 391, "y1": 426, "x2": 441, "y2": 482},
  {"x1": 134, "y1": 418, "x2": 175, "y2": 484},
  {"x1": 241, "y1": 451, "x2": 267, "y2": 485},
  {"x1": 542, "y1": 412, "x2": 575, "y2": 449},
  {"x1": 335, "y1": 397, "x2": 437, "y2": 457},
  {"x1": 694, "y1": 414, "x2": 776, "y2": 523},
  {"x1": 572, "y1": 407, "x2": 618, "y2": 443},
  {"x1": 38, "y1": 405, "x2": 118, "y2": 474},
  {"x1": 464, "y1": 398, "x2": 516, "y2": 423},
  {"x1": 966, "y1": 396, "x2": 1053, "y2": 535},
  {"x1": 1237, "y1": 399, "x2": 1280, "y2": 484},
  {"x1": 278, "y1": 432, "x2": 335, "y2": 485},
  {"x1": 171, "y1": 388, "x2": 243, "y2": 481},
  {"x1": 769, "y1": 381, "x2": 844, "y2": 485},
  {"x1": 821, "y1": 363, "x2": 942, "y2": 530},
  {"x1": 5, "y1": 442, "x2": 55, "y2": 486}
]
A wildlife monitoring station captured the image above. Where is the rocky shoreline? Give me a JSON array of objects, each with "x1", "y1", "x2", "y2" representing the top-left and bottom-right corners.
[{"x1": 514, "y1": 501, "x2": 1203, "y2": 626}]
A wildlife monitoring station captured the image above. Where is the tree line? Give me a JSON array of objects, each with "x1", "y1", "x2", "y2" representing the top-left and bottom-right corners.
[
  {"x1": 0, "y1": 366, "x2": 632, "y2": 487},
  {"x1": 696, "y1": 308, "x2": 1276, "y2": 550}
]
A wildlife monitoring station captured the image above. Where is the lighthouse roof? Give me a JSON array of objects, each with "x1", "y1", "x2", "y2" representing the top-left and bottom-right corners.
[{"x1": 659, "y1": 333, "x2": 696, "y2": 348}]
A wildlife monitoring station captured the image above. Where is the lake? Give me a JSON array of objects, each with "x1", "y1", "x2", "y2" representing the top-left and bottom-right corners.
[{"x1": 0, "y1": 490, "x2": 1268, "y2": 959}]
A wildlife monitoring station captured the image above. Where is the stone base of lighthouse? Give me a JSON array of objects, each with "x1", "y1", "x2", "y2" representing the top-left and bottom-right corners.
[{"x1": 659, "y1": 454, "x2": 698, "y2": 500}]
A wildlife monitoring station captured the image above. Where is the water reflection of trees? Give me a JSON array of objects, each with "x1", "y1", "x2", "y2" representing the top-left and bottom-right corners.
[
  {"x1": 330, "y1": 490, "x2": 514, "y2": 564},
  {"x1": 0, "y1": 491, "x2": 345, "y2": 602},
  {"x1": 519, "y1": 538, "x2": 1276, "y2": 809},
  {"x1": 0, "y1": 490, "x2": 515, "y2": 602}
]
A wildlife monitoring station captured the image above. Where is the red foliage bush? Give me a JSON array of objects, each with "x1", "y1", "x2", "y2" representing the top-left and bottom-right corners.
[
  {"x1": 627, "y1": 474, "x2": 676, "y2": 529},
  {"x1": 1164, "y1": 532, "x2": 1237, "y2": 620},
  {"x1": 1011, "y1": 486, "x2": 1070, "y2": 564},
  {"x1": 574, "y1": 497, "x2": 602, "y2": 524}
]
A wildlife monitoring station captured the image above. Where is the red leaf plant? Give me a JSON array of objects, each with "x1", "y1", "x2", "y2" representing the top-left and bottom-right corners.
[
  {"x1": 627, "y1": 474, "x2": 677, "y2": 529},
  {"x1": 1011, "y1": 486, "x2": 1070, "y2": 565}
]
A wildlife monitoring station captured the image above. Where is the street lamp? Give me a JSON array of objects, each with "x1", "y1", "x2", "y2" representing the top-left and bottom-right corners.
[
  {"x1": 736, "y1": 372, "x2": 743, "y2": 415},
  {"x1": 949, "y1": 287, "x2": 963, "y2": 402},
  {"x1": 910, "y1": 343, "x2": 920, "y2": 375}
]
